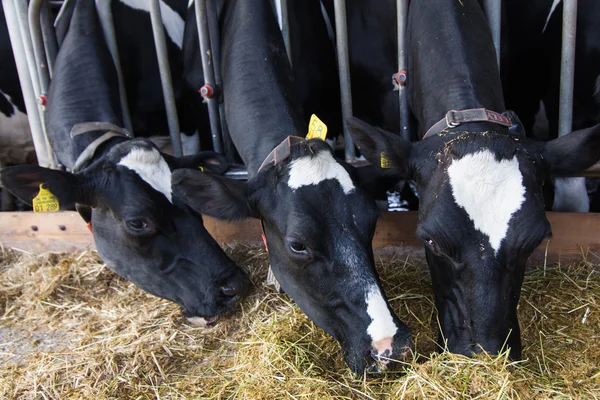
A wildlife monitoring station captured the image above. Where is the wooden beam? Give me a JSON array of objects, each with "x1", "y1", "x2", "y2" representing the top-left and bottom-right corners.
[{"x1": 0, "y1": 211, "x2": 598, "y2": 264}]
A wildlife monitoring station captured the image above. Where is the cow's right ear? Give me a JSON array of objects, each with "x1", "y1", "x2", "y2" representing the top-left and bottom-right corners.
[
  {"x1": 171, "y1": 169, "x2": 256, "y2": 220},
  {"x1": 0, "y1": 165, "x2": 91, "y2": 210},
  {"x1": 163, "y1": 151, "x2": 229, "y2": 175},
  {"x1": 346, "y1": 117, "x2": 413, "y2": 178}
]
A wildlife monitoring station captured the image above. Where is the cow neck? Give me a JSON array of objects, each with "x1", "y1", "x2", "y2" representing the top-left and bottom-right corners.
[
  {"x1": 408, "y1": 0, "x2": 506, "y2": 138},
  {"x1": 71, "y1": 122, "x2": 131, "y2": 172}
]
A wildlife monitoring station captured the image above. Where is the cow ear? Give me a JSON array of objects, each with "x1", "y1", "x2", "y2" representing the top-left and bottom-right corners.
[
  {"x1": 0, "y1": 165, "x2": 92, "y2": 210},
  {"x1": 353, "y1": 164, "x2": 402, "y2": 196},
  {"x1": 171, "y1": 168, "x2": 255, "y2": 220},
  {"x1": 543, "y1": 123, "x2": 600, "y2": 176},
  {"x1": 346, "y1": 117, "x2": 413, "y2": 178},
  {"x1": 162, "y1": 151, "x2": 229, "y2": 175}
]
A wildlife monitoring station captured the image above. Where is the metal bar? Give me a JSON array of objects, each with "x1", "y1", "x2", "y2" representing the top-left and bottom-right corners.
[
  {"x1": 149, "y1": 0, "x2": 182, "y2": 157},
  {"x1": 40, "y1": 0, "x2": 58, "y2": 78},
  {"x1": 333, "y1": 0, "x2": 355, "y2": 162},
  {"x1": 558, "y1": 0, "x2": 577, "y2": 137},
  {"x1": 29, "y1": 0, "x2": 50, "y2": 95},
  {"x1": 397, "y1": 0, "x2": 411, "y2": 141},
  {"x1": 207, "y1": 0, "x2": 235, "y2": 161},
  {"x1": 7, "y1": 0, "x2": 56, "y2": 168},
  {"x1": 483, "y1": 0, "x2": 501, "y2": 68},
  {"x1": 95, "y1": 0, "x2": 134, "y2": 136},
  {"x1": 195, "y1": 0, "x2": 223, "y2": 154}
]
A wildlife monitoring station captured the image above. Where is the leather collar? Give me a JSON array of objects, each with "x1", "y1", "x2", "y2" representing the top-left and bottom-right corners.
[
  {"x1": 422, "y1": 108, "x2": 514, "y2": 139},
  {"x1": 257, "y1": 136, "x2": 306, "y2": 172}
]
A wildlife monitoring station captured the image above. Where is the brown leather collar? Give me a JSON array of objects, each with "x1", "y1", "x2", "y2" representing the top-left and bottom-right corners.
[
  {"x1": 257, "y1": 136, "x2": 306, "y2": 172},
  {"x1": 423, "y1": 108, "x2": 513, "y2": 139}
]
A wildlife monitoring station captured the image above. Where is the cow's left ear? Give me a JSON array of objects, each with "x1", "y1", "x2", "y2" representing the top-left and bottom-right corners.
[
  {"x1": 162, "y1": 151, "x2": 229, "y2": 175},
  {"x1": 171, "y1": 168, "x2": 256, "y2": 220},
  {"x1": 346, "y1": 117, "x2": 413, "y2": 178},
  {"x1": 542, "y1": 123, "x2": 600, "y2": 176}
]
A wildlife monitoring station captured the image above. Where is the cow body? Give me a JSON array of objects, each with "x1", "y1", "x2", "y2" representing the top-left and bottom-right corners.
[
  {"x1": 0, "y1": 3, "x2": 36, "y2": 166},
  {"x1": 172, "y1": 0, "x2": 412, "y2": 374},
  {"x1": 502, "y1": 0, "x2": 600, "y2": 212},
  {"x1": 0, "y1": 0, "x2": 250, "y2": 326},
  {"x1": 348, "y1": 0, "x2": 600, "y2": 358}
]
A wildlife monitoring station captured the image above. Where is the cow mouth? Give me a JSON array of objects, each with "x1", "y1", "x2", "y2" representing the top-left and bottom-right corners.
[{"x1": 186, "y1": 315, "x2": 219, "y2": 327}]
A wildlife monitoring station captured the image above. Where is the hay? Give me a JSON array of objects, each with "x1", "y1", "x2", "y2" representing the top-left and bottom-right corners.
[{"x1": 0, "y1": 244, "x2": 599, "y2": 399}]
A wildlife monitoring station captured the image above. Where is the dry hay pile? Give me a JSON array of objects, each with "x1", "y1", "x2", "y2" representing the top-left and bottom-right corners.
[{"x1": 0, "y1": 245, "x2": 599, "y2": 399}]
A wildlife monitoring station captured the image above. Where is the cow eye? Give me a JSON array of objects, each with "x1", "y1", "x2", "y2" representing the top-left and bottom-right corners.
[
  {"x1": 289, "y1": 242, "x2": 307, "y2": 254},
  {"x1": 126, "y1": 219, "x2": 150, "y2": 232},
  {"x1": 418, "y1": 232, "x2": 439, "y2": 253}
]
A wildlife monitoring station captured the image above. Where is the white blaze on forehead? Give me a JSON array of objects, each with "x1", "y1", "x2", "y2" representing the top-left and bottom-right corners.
[
  {"x1": 118, "y1": 0, "x2": 184, "y2": 48},
  {"x1": 118, "y1": 147, "x2": 173, "y2": 202},
  {"x1": 287, "y1": 150, "x2": 355, "y2": 194},
  {"x1": 366, "y1": 286, "x2": 398, "y2": 344},
  {"x1": 447, "y1": 150, "x2": 526, "y2": 254}
]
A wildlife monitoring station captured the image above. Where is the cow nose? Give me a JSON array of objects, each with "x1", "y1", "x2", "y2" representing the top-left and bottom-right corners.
[{"x1": 369, "y1": 336, "x2": 413, "y2": 371}]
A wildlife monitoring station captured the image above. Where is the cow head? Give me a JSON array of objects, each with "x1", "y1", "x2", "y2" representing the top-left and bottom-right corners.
[
  {"x1": 172, "y1": 138, "x2": 412, "y2": 374},
  {"x1": 348, "y1": 117, "x2": 600, "y2": 358},
  {"x1": 0, "y1": 138, "x2": 251, "y2": 326}
]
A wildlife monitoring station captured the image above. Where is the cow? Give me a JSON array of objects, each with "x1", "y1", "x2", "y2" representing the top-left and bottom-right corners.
[
  {"x1": 52, "y1": 0, "x2": 206, "y2": 154},
  {"x1": 0, "y1": 2, "x2": 36, "y2": 167},
  {"x1": 502, "y1": 0, "x2": 600, "y2": 212},
  {"x1": 0, "y1": 0, "x2": 250, "y2": 327},
  {"x1": 346, "y1": 0, "x2": 600, "y2": 359},
  {"x1": 172, "y1": 0, "x2": 412, "y2": 374}
]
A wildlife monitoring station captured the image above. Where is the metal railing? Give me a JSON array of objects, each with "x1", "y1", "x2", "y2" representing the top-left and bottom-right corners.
[{"x1": 2, "y1": 0, "x2": 595, "y2": 178}]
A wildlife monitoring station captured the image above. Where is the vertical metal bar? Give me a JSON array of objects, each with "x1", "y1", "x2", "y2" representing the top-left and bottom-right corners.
[
  {"x1": 558, "y1": 0, "x2": 577, "y2": 137},
  {"x1": 40, "y1": 0, "x2": 58, "y2": 78},
  {"x1": 29, "y1": 0, "x2": 50, "y2": 95},
  {"x1": 2, "y1": 0, "x2": 56, "y2": 168},
  {"x1": 95, "y1": 0, "x2": 134, "y2": 136},
  {"x1": 149, "y1": 0, "x2": 182, "y2": 157},
  {"x1": 483, "y1": 0, "x2": 501, "y2": 68},
  {"x1": 397, "y1": 0, "x2": 411, "y2": 141},
  {"x1": 207, "y1": 0, "x2": 235, "y2": 161},
  {"x1": 333, "y1": 0, "x2": 355, "y2": 162},
  {"x1": 278, "y1": 0, "x2": 292, "y2": 67},
  {"x1": 195, "y1": 0, "x2": 223, "y2": 154}
]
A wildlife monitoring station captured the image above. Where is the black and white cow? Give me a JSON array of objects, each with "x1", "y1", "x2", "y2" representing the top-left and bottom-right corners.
[
  {"x1": 172, "y1": 0, "x2": 412, "y2": 374},
  {"x1": 0, "y1": 0, "x2": 250, "y2": 326},
  {"x1": 347, "y1": 0, "x2": 600, "y2": 358},
  {"x1": 0, "y1": 2, "x2": 37, "y2": 167},
  {"x1": 502, "y1": 0, "x2": 600, "y2": 212},
  {"x1": 53, "y1": 0, "x2": 206, "y2": 153}
]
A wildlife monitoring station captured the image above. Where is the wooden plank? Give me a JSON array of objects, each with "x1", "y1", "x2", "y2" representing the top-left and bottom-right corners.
[{"x1": 0, "y1": 211, "x2": 598, "y2": 264}]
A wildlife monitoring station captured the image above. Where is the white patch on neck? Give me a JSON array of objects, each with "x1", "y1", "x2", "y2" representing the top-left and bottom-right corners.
[
  {"x1": 543, "y1": 0, "x2": 561, "y2": 33},
  {"x1": 366, "y1": 286, "x2": 398, "y2": 343},
  {"x1": 447, "y1": 150, "x2": 525, "y2": 254},
  {"x1": 287, "y1": 150, "x2": 355, "y2": 194},
  {"x1": 118, "y1": 0, "x2": 184, "y2": 49},
  {"x1": 0, "y1": 90, "x2": 35, "y2": 166},
  {"x1": 118, "y1": 147, "x2": 173, "y2": 202}
]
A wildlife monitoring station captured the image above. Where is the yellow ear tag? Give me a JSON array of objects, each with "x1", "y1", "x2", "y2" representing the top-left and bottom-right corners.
[
  {"x1": 32, "y1": 184, "x2": 60, "y2": 213},
  {"x1": 306, "y1": 114, "x2": 328, "y2": 141},
  {"x1": 380, "y1": 152, "x2": 393, "y2": 169}
]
